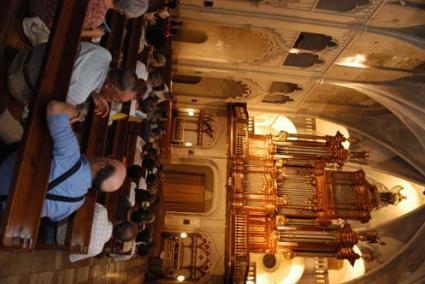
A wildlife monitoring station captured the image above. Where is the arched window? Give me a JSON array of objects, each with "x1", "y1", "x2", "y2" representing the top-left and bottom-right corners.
[
  {"x1": 283, "y1": 53, "x2": 324, "y2": 68},
  {"x1": 316, "y1": 0, "x2": 370, "y2": 12},
  {"x1": 172, "y1": 75, "x2": 202, "y2": 84},
  {"x1": 294, "y1": 32, "x2": 337, "y2": 51}
]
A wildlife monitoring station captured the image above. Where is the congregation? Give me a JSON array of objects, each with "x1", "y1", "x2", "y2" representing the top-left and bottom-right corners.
[{"x1": 0, "y1": 0, "x2": 178, "y2": 266}]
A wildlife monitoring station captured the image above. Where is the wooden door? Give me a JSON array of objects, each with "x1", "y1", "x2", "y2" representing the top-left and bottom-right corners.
[{"x1": 162, "y1": 171, "x2": 205, "y2": 212}]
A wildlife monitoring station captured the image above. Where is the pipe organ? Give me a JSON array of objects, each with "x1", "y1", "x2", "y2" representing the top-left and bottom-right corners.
[{"x1": 227, "y1": 104, "x2": 379, "y2": 283}]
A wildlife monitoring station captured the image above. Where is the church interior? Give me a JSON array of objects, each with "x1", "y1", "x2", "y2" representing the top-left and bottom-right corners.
[{"x1": 0, "y1": 0, "x2": 425, "y2": 283}]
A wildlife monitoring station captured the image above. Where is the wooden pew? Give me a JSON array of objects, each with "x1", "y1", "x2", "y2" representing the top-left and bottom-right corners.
[
  {"x1": 158, "y1": 38, "x2": 173, "y2": 160},
  {"x1": 0, "y1": 0, "x2": 22, "y2": 52},
  {"x1": 0, "y1": 0, "x2": 89, "y2": 250},
  {"x1": 65, "y1": 12, "x2": 127, "y2": 253},
  {"x1": 103, "y1": 16, "x2": 144, "y2": 223}
]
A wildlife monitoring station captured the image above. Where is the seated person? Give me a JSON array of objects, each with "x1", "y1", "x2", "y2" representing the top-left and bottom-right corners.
[
  {"x1": 8, "y1": 42, "x2": 139, "y2": 117},
  {"x1": 135, "y1": 189, "x2": 151, "y2": 202},
  {"x1": 68, "y1": 203, "x2": 136, "y2": 262},
  {"x1": 130, "y1": 208, "x2": 149, "y2": 223},
  {"x1": 146, "y1": 174, "x2": 158, "y2": 195},
  {"x1": 136, "y1": 242, "x2": 154, "y2": 256},
  {"x1": 135, "y1": 190, "x2": 158, "y2": 209},
  {"x1": 127, "y1": 165, "x2": 145, "y2": 182},
  {"x1": 112, "y1": 228, "x2": 153, "y2": 262},
  {"x1": 116, "y1": 194, "x2": 133, "y2": 221},
  {"x1": 142, "y1": 158, "x2": 156, "y2": 171},
  {"x1": 138, "y1": 72, "x2": 163, "y2": 101},
  {"x1": 0, "y1": 101, "x2": 126, "y2": 221},
  {"x1": 148, "y1": 51, "x2": 166, "y2": 69},
  {"x1": 30, "y1": 0, "x2": 149, "y2": 39},
  {"x1": 135, "y1": 61, "x2": 149, "y2": 81},
  {"x1": 136, "y1": 228, "x2": 153, "y2": 242}
]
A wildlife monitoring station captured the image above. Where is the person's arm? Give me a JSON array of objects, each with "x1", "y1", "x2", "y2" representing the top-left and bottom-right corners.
[
  {"x1": 46, "y1": 101, "x2": 80, "y2": 161},
  {"x1": 46, "y1": 100, "x2": 79, "y2": 121}
]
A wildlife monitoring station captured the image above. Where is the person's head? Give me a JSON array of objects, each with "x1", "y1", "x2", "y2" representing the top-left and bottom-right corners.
[
  {"x1": 113, "y1": 221, "x2": 137, "y2": 242},
  {"x1": 136, "y1": 229, "x2": 151, "y2": 242},
  {"x1": 135, "y1": 189, "x2": 151, "y2": 203},
  {"x1": 136, "y1": 243, "x2": 150, "y2": 256},
  {"x1": 131, "y1": 208, "x2": 149, "y2": 223},
  {"x1": 151, "y1": 52, "x2": 166, "y2": 68},
  {"x1": 90, "y1": 158, "x2": 126, "y2": 192},
  {"x1": 145, "y1": 212, "x2": 155, "y2": 224},
  {"x1": 142, "y1": 158, "x2": 155, "y2": 170},
  {"x1": 151, "y1": 127, "x2": 163, "y2": 139},
  {"x1": 147, "y1": 72, "x2": 163, "y2": 88},
  {"x1": 127, "y1": 165, "x2": 144, "y2": 181},
  {"x1": 113, "y1": 0, "x2": 148, "y2": 18},
  {"x1": 100, "y1": 68, "x2": 138, "y2": 103},
  {"x1": 146, "y1": 173, "x2": 157, "y2": 187},
  {"x1": 145, "y1": 147, "x2": 158, "y2": 157}
]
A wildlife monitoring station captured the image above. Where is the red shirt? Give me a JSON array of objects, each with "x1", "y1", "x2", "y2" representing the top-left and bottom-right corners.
[{"x1": 32, "y1": 0, "x2": 108, "y2": 30}]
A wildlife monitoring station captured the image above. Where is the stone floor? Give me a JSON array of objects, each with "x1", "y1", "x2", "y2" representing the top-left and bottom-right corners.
[{"x1": 0, "y1": 250, "x2": 147, "y2": 284}]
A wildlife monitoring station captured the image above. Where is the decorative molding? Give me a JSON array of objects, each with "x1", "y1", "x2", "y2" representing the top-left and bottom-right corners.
[
  {"x1": 250, "y1": 0, "x2": 301, "y2": 8},
  {"x1": 235, "y1": 28, "x2": 291, "y2": 64},
  {"x1": 225, "y1": 78, "x2": 269, "y2": 102}
]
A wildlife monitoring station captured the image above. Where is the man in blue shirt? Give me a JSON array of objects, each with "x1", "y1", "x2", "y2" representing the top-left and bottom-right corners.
[{"x1": 0, "y1": 101, "x2": 127, "y2": 221}]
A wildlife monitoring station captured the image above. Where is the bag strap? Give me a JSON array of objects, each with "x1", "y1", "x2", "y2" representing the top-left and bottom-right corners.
[
  {"x1": 0, "y1": 158, "x2": 86, "y2": 204},
  {"x1": 48, "y1": 159, "x2": 82, "y2": 191},
  {"x1": 45, "y1": 158, "x2": 86, "y2": 203},
  {"x1": 44, "y1": 193, "x2": 85, "y2": 203}
]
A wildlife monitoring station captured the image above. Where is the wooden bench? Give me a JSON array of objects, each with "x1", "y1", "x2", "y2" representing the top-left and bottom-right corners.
[
  {"x1": 0, "y1": 0, "x2": 89, "y2": 250},
  {"x1": 103, "y1": 16, "x2": 144, "y2": 223},
  {"x1": 65, "y1": 12, "x2": 127, "y2": 253},
  {"x1": 0, "y1": 0, "x2": 23, "y2": 52}
]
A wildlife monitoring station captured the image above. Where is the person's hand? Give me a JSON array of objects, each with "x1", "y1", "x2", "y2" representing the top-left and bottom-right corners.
[{"x1": 92, "y1": 94, "x2": 110, "y2": 117}]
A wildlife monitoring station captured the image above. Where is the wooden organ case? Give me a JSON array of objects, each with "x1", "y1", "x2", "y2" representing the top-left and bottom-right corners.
[{"x1": 227, "y1": 104, "x2": 376, "y2": 283}]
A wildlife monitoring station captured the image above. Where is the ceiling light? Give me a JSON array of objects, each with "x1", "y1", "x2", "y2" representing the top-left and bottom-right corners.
[
  {"x1": 289, "y1": 48, "x2": 301, "y2": 54},
  {"x1": 185, "y1": 142, "x2": 193, "y2": 147},
  {"x1": 188, "y1": 110, "x2": 195, "y2": 116},
  {"x1": 180, "y1": 232, "x2": 188, "y2": 239},
  {"x1": 177, "y1": 275, "x2": 185, "y2": 282}
]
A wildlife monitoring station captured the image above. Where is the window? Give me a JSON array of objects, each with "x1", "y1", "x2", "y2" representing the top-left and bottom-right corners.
[
  {"x1": 294, "y1": 32, "x2": 337, "y2": 51},
  {"x1": 316, "y1": 0, "x2": 370, "y2": 12},
  {"x1": 172, "y1": 75, "x2": 202, "y2": 84},
  {"x1": 283, "y1": 53, "x2": 324, "y2": 67}
]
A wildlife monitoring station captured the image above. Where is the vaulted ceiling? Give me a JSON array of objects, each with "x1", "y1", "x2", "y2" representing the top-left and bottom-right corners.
[{"x1": 172, "y1": 0, "x2": 425, "y2": 183}]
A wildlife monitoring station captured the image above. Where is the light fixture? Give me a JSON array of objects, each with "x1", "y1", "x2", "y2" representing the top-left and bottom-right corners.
[
  {"x1": 188, "y1": 110, "x2": 195, "y2": 116},
  {"x1": 184, "y1": 142, "x2": 192, "y2": 147},
  {"x1": 289, "y1": 48, "x2": 301, "y2": 54},
  {"x1": 177, "y1": 275, "x2": 185, "y2": 282},
  {"x1": 180, "y1": 232, "x2": 188, "y2": 239}
]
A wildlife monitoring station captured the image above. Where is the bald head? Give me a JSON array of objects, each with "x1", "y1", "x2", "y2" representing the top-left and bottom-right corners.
[{"x1": 90, "y1": 158, "x2": 126, "y2": 192}]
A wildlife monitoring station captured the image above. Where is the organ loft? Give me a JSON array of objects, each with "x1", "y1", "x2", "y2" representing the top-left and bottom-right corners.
[{"x1": 227, "y1": 104, "x2": 405, "y2": 283}]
